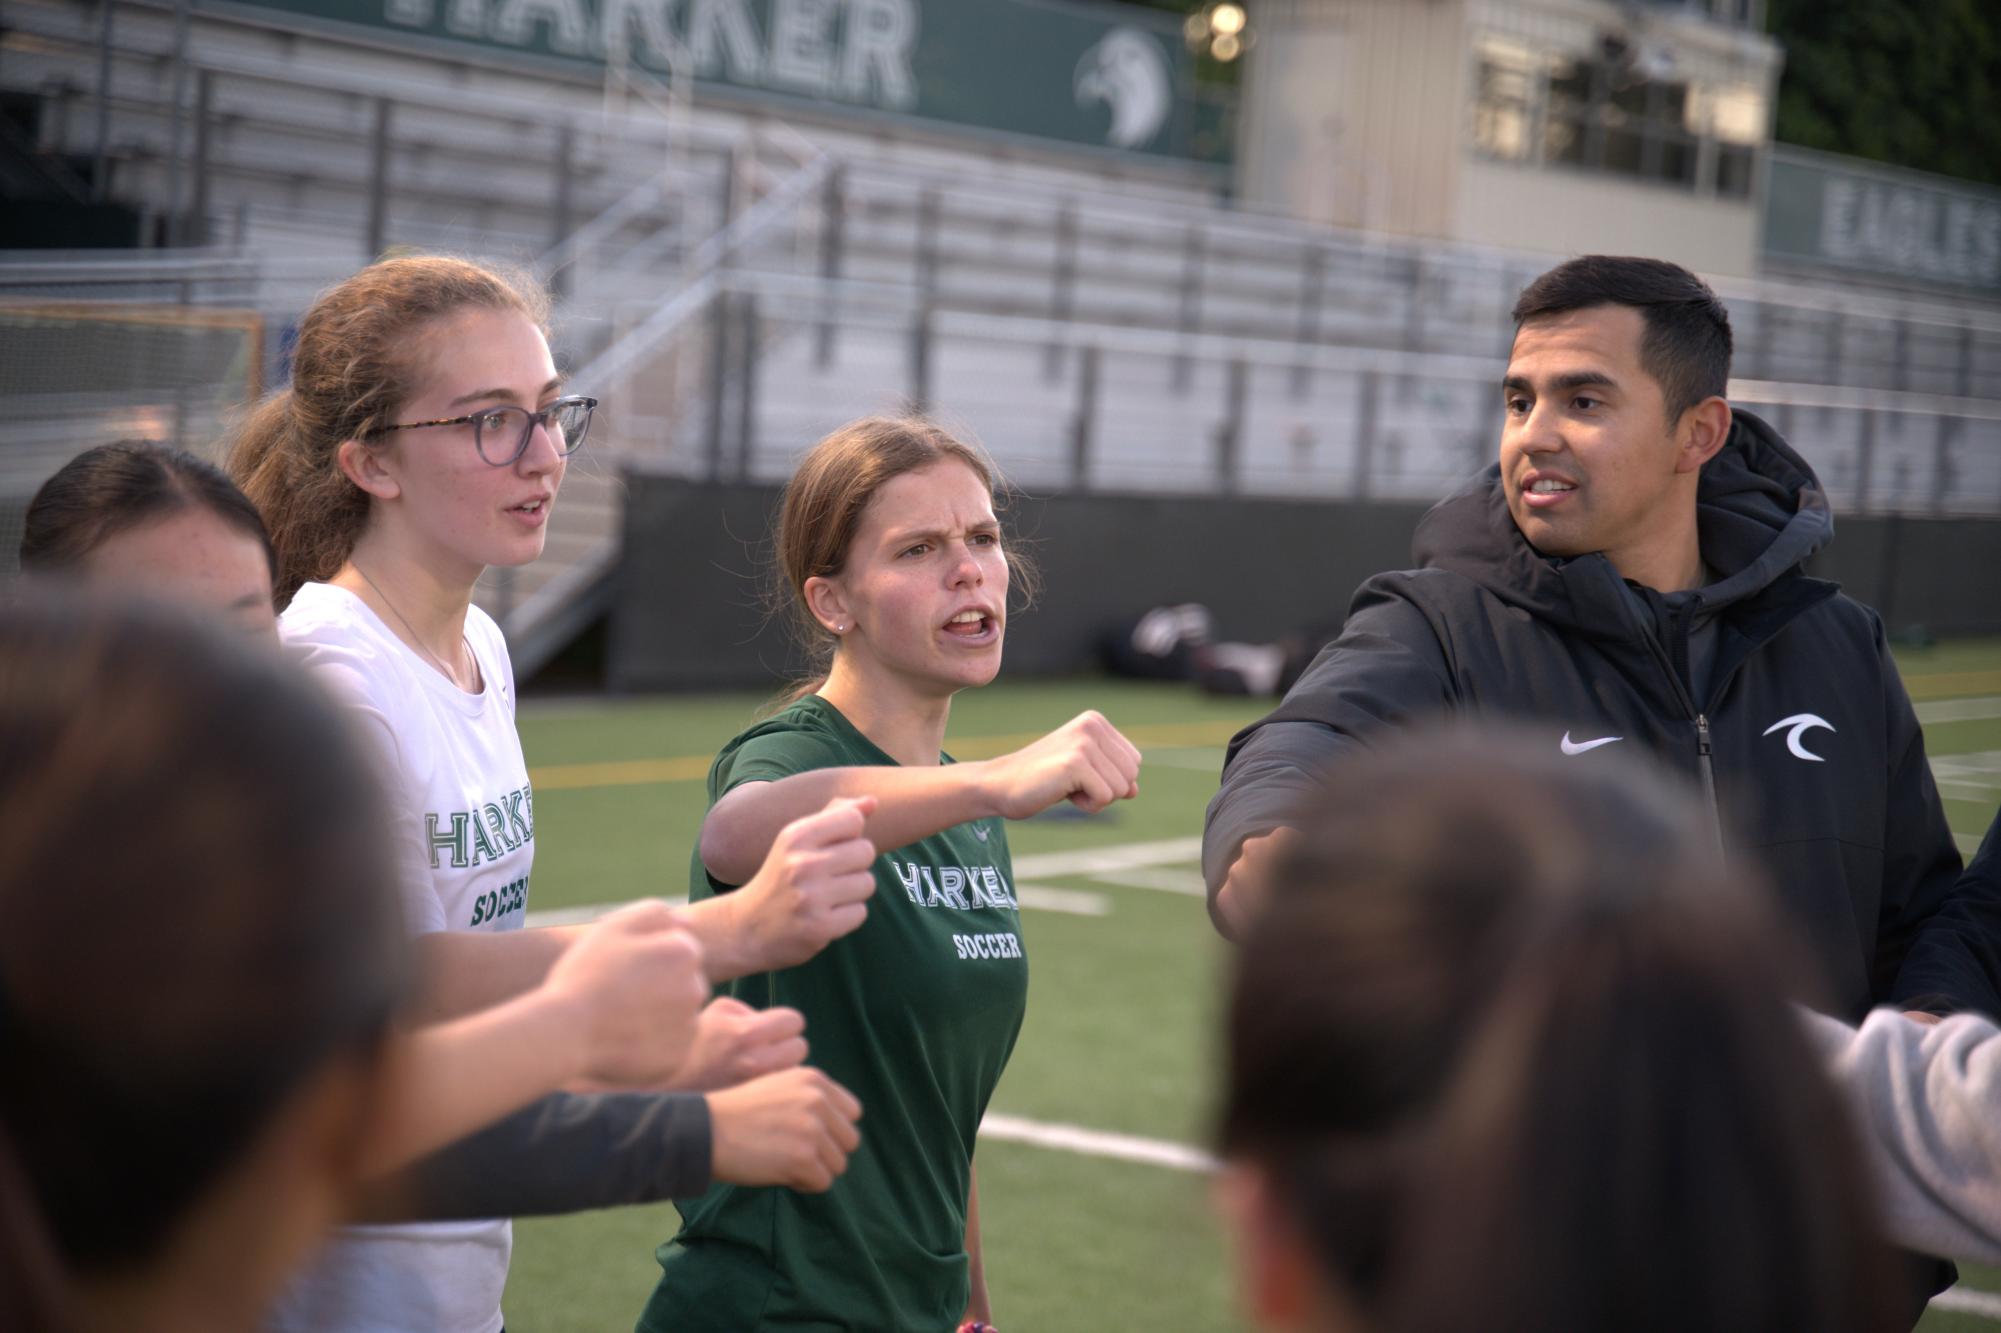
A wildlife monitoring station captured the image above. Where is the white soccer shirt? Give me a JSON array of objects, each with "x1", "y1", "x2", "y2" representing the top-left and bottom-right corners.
[{"x1": 270, "y1": 581, "x2": 533, "y2": 1333}]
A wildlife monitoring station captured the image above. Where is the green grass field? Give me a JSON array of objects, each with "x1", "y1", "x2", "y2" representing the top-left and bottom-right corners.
[{"x1": 501, "y1": 645, "x2": 2001, "y2": 1332}]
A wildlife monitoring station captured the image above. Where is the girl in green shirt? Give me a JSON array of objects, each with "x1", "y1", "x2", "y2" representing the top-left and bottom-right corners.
[{"x1": 639, "y1": 417, "x2": 1144, "y2": 1333}]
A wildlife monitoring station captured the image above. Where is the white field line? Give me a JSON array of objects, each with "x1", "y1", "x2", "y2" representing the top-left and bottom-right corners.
[
  {"x1": 1011, "y1": 885, "x2": 1113, "y2": 917},
  {"x1": 1932, "y1": 751, "x2": 2001, "y2": 805},
  {"x1": 981, "y1": 1117, "x2": 2001, "y2": 1325},
  {"x1": 979, "y1": 1112, "x2": 1219, "y2": 1174},
  {"x1": 1918, "y1": 696, "x2": 2001, "y2": 726},
  {"x1": 1960, "y1": 833, "x2": 1987, "y2": 857},
  {"x1": 1012, "y1": 837, "x2": 1205, "y2": 880},
  {"x1": 1931, "y1": 1286, "x2": 2001, "y2": 1320},
  {"x1": 1089, "y1": 866, "x2": 1209, "y2": 897}
]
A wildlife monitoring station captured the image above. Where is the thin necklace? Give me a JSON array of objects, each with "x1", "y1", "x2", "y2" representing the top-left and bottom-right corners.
[{"x1": 353, "y1": 564, "x2": 476, "y2": 691}]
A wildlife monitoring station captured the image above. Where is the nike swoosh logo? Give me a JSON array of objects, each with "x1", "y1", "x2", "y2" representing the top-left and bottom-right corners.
[
  {"x1": 972, "y1": 822, "x2": 990, "y2": 841},
  {"x1": 1560, "y1": 732, "x2": 1624, "y2": 755}
]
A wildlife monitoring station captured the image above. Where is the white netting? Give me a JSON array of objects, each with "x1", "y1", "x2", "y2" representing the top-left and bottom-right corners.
[{"x1": 0, "y1": 303, "x2": 264, "y2": 579}]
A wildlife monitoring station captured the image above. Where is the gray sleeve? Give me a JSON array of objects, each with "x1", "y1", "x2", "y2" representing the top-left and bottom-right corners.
[
  {"x1": 351, "y1": 1091, "x2": 712, "y2": 1223},
  {"x1": 1201, "y1": 580, "x2": 1455, "y2": 932},
  {"x1": 1807, "y1": 1007, "x2": 2001, "y2": 1264}
]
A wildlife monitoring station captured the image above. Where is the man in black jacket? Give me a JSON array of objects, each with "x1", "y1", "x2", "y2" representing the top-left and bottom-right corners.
[{"x1": 1203, "y1": 255, "x2": 2001, "y2": 1024}]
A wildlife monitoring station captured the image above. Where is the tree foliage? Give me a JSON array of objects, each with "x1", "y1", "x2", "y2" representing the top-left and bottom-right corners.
[{"x1": 1767, "y1": 0, "x2": 2001, "y2": 186}]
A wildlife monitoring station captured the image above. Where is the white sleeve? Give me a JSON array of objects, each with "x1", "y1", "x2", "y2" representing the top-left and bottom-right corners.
[
  {"x1": 1807, "y1": 1006, "x2": 2001, "y2": 1264},
  {"x1": 291, "y1": 645, "x2": 450, "y2": 937}
]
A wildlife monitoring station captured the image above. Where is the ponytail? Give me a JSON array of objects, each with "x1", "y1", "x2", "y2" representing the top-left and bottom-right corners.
[{"x1": 229, "y1": 389, "x2": 371, "y2": 604}]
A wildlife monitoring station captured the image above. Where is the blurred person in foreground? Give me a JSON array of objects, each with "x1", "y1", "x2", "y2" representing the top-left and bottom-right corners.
[
  {"x1": 1205, "y1": 255, "x2": 1994, "y2": 1032},
  {"x1": 18, "y1": 440, "x2": 863, "y2": 1229},
  {"x1": 0, "y1": 596, "x2": 410, "y2": 1331},
  {"x1": 1216, "y1": 728, "x2": 1902, "y2": 1333}
]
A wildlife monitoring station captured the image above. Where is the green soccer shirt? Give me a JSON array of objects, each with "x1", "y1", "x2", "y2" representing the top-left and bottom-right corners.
[{"x1": 639, "y1": 695, "x2": 1029, "y2": 1333}]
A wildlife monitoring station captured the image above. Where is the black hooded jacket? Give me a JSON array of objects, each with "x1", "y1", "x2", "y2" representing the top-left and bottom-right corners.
[{"x1": 1203, "y1": 410, "x2": 1997, "y2": 1021}]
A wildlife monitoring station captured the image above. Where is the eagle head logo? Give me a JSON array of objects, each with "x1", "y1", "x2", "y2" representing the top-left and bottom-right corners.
[{"x1": 1074, "y1": 27, "x2": 1172, "y2": 149}]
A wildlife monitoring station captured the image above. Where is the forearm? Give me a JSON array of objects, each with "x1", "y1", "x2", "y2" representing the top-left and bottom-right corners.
[
  {"x1": 361, "y1": 987, "x2": 590, "y2": 1176},
  {"x1": 1203, "y1": 726, "x2": 1348, "y2": 892},
  {"x1": 350, "y1": 1091, "x2": 712, "y2": 1223},
  {"x1": 674, "y1": 893, "x2": 761, "y2": 984},
  {"x1": 408, "y1": 925, "x2": 583, "y2": 1023},
  {"x1": 1809, "y1": 1007, "x2": 2001, "y2": 1263},
  {"x1": 703, "y1": 766, "x2": 994, "y2": 885}
]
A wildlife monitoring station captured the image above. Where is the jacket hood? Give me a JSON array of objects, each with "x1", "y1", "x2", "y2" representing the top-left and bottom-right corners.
[{"x1": 1410, "y1": 409, "x2": 1833, "y2": 639}]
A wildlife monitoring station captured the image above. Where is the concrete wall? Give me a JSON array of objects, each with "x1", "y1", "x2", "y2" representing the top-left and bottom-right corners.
[
  {"x1": 1806, "y1": 516, "x2": 2001, "y2": 640},
  {"x1": 1236, "y1": 0, "x2": 1467, "y2": 235},
  {"x1": 608, "y1": 477, "x2": 1429, "y2": 691},
  {"x1": 607, "y1": 475, "x2": 2001, "y2": 692},
  {"x1": 1455, "y1": 157, "x2": 1761, "y2": 275}
]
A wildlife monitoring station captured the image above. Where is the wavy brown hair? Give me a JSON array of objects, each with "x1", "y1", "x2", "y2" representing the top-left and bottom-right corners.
[{"x1": 228, "y1": 255, "x2": 548, "y2": 603}]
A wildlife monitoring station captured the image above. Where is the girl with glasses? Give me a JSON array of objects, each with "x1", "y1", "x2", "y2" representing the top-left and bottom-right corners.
[
  {"x1": 640, "y1": 416, "x2": 1144, "y2": 1333},
  {"x1": 227, "y1": 256, "x2": 882, "y2": 1333}
]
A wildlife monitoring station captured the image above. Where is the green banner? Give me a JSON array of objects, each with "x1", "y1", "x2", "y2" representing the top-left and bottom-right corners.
[
  {"x1": 206, "y1": 0, "x2": 1232, "y2": 165},
  {"x1": 1763, "y1": 147, "x2": 2001, "y2": 293}
]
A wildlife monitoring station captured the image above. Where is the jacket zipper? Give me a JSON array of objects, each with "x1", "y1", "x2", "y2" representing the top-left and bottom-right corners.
[
  {"x1": 1694, "y1": 713, "x2": 1723, "y2": 855},
  {"x1": 1632, "y1": 606, "x2": 1727, "y2": 855}
]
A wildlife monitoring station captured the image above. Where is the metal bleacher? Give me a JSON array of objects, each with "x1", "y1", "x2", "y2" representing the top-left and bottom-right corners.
[{"x1": 5, "y1": 0, "x2": 2001, "y2": 672}]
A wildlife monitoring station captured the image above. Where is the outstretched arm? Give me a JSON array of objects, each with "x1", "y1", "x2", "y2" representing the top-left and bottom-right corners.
[
  {"x1": 700, "y1": 711, "x2": 1140, "y2": 886},
  {"x1": 352, "y1": 1064, "x2": 865, "y2": 1222},
  {"x1": 406, "y1": 926, "x2": 581, "y2": 1023},
  {"x1": 1809, "y1": 1006, "x2": 2001, "y2": 1264},
  {"x1": 361, "y1": 903, "x2": 709, "y2": 1175},
  {"x1": 1203, "y1": 584, "x2": 1454, "y2": 938}
]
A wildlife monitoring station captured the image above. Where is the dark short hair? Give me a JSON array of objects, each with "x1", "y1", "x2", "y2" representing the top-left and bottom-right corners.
[
  {"x1": 1511, "y1": 255, "x2": 1733, "y2": 423},
  {"x1": 0, "y1": 595, "x2": 407, "y2": 1289},
  {"x1": 1218, "y1": 727, "x2": 1897, "y2": 1333},
  {"x1": 21, "y1": 441, "x2": 277, "y2": 585}
]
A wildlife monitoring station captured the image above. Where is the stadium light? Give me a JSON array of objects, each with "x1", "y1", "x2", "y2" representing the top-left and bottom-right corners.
[{"x1": 1185, "y1": 2, "x2": 1252, "y2": 62}]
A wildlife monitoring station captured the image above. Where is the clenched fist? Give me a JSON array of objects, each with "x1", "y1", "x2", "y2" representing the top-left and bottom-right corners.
[
  {"x1": 542, "y1": 900, "x2": 710, "y2": 1089},
  {"x1": 662, "y1": 997, "x2": 810, "y2": 1092},
  {"x1": 973, "y1": 710, "x2": 1141, "y2": 819},
  {"x1": 732, "y1": 795, "x2": 880, "y2": 973},
  {"x1": 709, "y1": 1067, "x2": 864, "y2": 1192}
]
